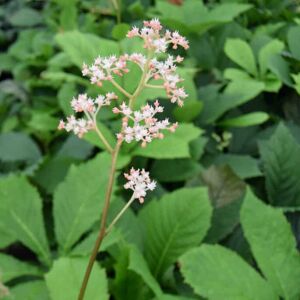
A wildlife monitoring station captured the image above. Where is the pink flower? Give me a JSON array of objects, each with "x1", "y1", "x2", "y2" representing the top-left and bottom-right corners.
[
  {"x1": 126, "y1": 18, "x2": 189, "y2": 53},
  {"x1": 124, "y1": 168, "x2": 156, "y2": 203},
  {"x1": 114, "y1": 101, "x2": 178, "y2": 147}
]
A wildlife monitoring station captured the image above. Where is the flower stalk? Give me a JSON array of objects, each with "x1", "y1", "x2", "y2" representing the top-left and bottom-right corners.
[{"x1": 57, "y1": 18, "x2": 189, "y2": 300}]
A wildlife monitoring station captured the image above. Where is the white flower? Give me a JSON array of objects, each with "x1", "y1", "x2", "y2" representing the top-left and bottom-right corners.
[{"x1": 124, "y1": 168, "x2": 156, "y2": 203}]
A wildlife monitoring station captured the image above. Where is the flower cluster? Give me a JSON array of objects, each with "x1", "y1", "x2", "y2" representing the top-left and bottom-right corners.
[
  {"x1": 124, "y1": 168, "x2": 156, "y2": 203},
  {"x1": 58, "y1": 92, "x2": 118, "y2": 138},
  {"x1": 82, "y1": 55, "x2": 129, "y2": 86},
  {"x1": 150, "y1": 55, "x2": 187, "y2": 106},
  {"x1": 113, "y1": 100, "x2": 178, "y2": 147},
  {"x1": 58, "y1": 116, "x2": 94, "y2": 138},
  {"x1": 127, "y1": 19, "x2": 189, "y2": 53}
]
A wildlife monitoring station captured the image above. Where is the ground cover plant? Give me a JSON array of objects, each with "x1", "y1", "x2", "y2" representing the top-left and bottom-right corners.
[{"x1": 1, "y1": 0, "x2": 300, "y2": 299}]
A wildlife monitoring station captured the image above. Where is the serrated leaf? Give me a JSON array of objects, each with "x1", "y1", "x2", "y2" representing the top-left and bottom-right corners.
[
  {"x1": 0, "y1": 253, "x2": 41, "y2": 283},
  {"x1": 133, "y1": 124, "x2": 201, "y2": 159},
  {"x1": 259, "y1": 123, "x2": 300, "y2": 207},
  {"x1": 0, "y1": 176, "x2": 51, "y2": 265},
  {"x1": 180, "y1": 245, "x2": 278, "y2": 300},
  {"x1": 241, "y1": 189, "x2": 300, "y2": 300},
  {"x1": 139, "y1": 187, "x2": 212, "y2": 279},
  {"x1": 128, "y1": 245, "x2": 162, "y2": 297},
  {"x1": 225, "y1": 38, "x2": 257, "y2": 76},
  {"x1": 53, "y1": 153, "x2": 114, "y2": 253},
  {"x1": 45, "y1": 257, "x2": 108, "y2": 300}
]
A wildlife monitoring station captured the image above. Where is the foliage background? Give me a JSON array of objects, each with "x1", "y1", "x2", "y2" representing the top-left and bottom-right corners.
[{"x1": 1, "y1": 0, "x2": 300, "y2": 299}]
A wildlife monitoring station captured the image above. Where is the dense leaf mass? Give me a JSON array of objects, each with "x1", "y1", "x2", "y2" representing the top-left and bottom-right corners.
[{"x1": 1, "y1": 0, "x2": 300, "y2": 299}]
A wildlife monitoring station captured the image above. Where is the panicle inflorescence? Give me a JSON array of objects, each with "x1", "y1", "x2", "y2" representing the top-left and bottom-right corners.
[
  {"x1": 126, "y1": 18, "x2": 189, "y2": 52},
  {"x1": 113, "y1": 100, "x2": 177, "y2": 147},
  {"x1": 58, "y1": 92, "x2": 118, "y2": 138},
  {"x1": 124, "y1": 168, "x2": 156, "y2": 203},
  {"x1": 58, "y1": 19, "x2": 189, "y2": 202}
]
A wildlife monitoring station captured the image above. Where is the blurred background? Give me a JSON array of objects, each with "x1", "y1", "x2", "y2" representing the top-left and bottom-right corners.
[{"x1": 1, "y1": 0, "x2": 300, "y2": 299}]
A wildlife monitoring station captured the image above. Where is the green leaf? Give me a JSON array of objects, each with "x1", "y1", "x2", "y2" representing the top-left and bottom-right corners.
[
  {"x1": 133, "y1": 124, "x2": 201, "y2": 159},
  {"x1": 156, "y1": 1, "x2": 251, "y2": 35},
  {"x1": 0, "y1": 132, "x2": 41, "y2": 164},
  {"x1": 71, "y1": 228, "x2": 123, "y2": 256},
  {"x1": 288, "y1": 26, "x2": 300, "y2": 61},
  {"x1": 202, "y1": 165, "x2": 246, "y2": 208},
  {"x1": 8, "y1": 280, "x2": 50, "y2": 300},
  {"x1": 128, "y1": 245, "x2": 162, "y2": 297},
  {"x1": 173, "y1": 101, "x2": 203, "y2": 122},
  {"x1": 180, "y1": 245, "x2": 278, "y2": 300},
  {"x1": 268, "y1": 54, "x2": 293, "y2": 86},
  {"x1": 213, "y1": 154, "x2": 262, "y2": 179},
  {"x1": 55, "y1": 31, "x2": 119, "y2": 67},
  {"x1": 0, "y1": 176, "x2": 51, "y2": 265},
  {"x1": 83, "y1": 123, "x2": 116, "y2": 150},
  {"x1": 199, "y1": 81, "x2": 264, "y2": 124},
  {"x1": 112, "y1": 23, "x2": 131, "y2": 40},
  {"x1": 258, "y1": 39, "x2": 284, "y2": 75},
  {"x1": 0, "y1": 253, "x2": 41, "y2": 283},
  {"x1": 241, "y1": 189, "x2": 300, "y2": 300},
  {"x1": 225, "y1": 39, "x2": 258, "y2": 76},
  {"x1": 202, "y1": 165, "x2": 245, "y2": 242},
  {"x1": 151, "y1": 159, "x2": 202, "y2": 182},
  {"x1": 0, "y1": 224, "x2": 15, "y2": 249},
  {"x1": 53, "y1": 153, "x2": 113, "y2": 253},
  {"x1": 139, "y1": 187, "x2": 212, "y2": 279},
  {"x1": 219, "y1": 112, "x2": 269, "y2": 128},
  {"x1": 10, "y1": 8, "x2": 43, "y2": 27},
  {"x1": 45, "y1": 257, "x2": 108, "y2": 300},
  {"x1": 259, "y1": 123, "x2": 300, "y2": 207}
]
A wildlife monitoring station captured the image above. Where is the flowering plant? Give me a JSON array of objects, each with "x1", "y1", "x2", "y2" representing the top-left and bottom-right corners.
[{"x1": 58, "y1": 19, "x2": 189, "y2": 300}]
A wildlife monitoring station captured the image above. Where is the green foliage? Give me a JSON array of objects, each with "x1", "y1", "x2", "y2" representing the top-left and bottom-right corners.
[
  {"x1": 180, "y1": 244, "x2": 278, "y2": 300},
  {"x1": 45, "y1": 258, "x2": 108, "y2": 300},
  {"x1": 241, "y1": 189, "x2": 300, "y2": 300},
  {"x1": 0, "y1": 176, "x2": 51, "y2": 265},
  {"x1": 53, "y1": 153, "x2": 113, "y2": 253},
  {"x1": 259, "y1": 123, "x2": 300, "y2": 207},
  {"x1": 2, "y1": 0, "x2": 300, "y2": 298},
  {"x1": 139, "y1": 187, "x2": 212, "y2": 279}
]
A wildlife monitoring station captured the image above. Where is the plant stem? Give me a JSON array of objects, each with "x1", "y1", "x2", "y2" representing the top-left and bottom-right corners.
[
  {"x1": 105, "y1": 194, "x2": 135, "y2": 235},
  {"x1": 77, "y1": 143, "x2": 121, "y2": 300},
  {"x1": 129, "y1": 54, "x2": 153, "y2": 108},
  {"x1": 111, "y1": 78, "x2": 132, "y2": 99},
  {"x1": 145, "y1": 83, "x2": 164, "y2": 89},
  {"x1": 94, "y1": 122, "x2": 114, "y2": 154}
]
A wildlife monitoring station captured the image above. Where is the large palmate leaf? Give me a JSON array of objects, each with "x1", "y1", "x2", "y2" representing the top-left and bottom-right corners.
[
  {"x1": 133, "y1": 124, "x2": 202, "y2": 159},
  {"x1": 0, "y1": 176, "x2": 51, "y2": 265},
  {"x1": 0, "y1": 253, "x2": 42, "y2": 283},
  {"x1": 180, "y1": 245, "x2": 278, "y2": 300},
  {"x1": 55, "y1": 30, "x2": 119, "y2": 67},
  {"x1": 53, "y1": 152, "x2": 113, "y2": 253},
  {"x1": 45, "y1": 257, "x2": 108, "y2": 300},
  {"x1": 259, "y1": 123, "x2": 300, "y2": 207},
  {"x1": 241, "y1": 189, "x2": 300, "y2": 300},
  {"x1": 139, "y1": 187, "x2": 212, "y2": 279}
]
